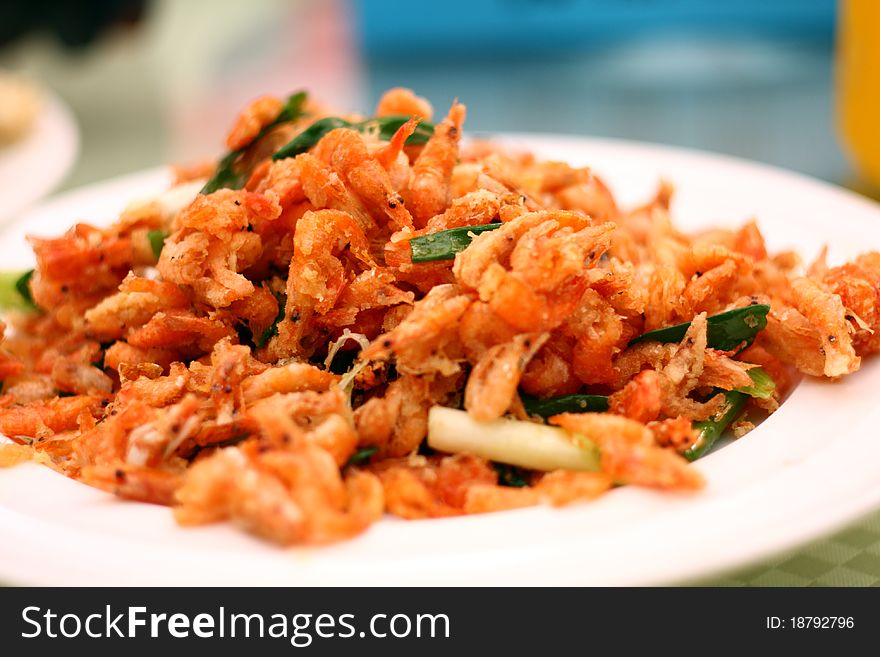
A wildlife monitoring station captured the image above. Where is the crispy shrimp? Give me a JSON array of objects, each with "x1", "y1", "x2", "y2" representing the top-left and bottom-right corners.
[
  {"x1": 241, "y1": 361, "x2": 338, "y2": 403},
  {"x1": 374, "y1": 116, "x2": 420, "y2": 171},
  {"x1": 249, "y1": 390, "x2": 356, "y2": 466},
  {"x1": 457, "y1": 300, "x2": 518, "y2": 361},
  {"x1": 519, "y1": 336, "x2": 582, "y2": 397},
  {"x1": 0, "y1": 395, "x2": 103, "y2": 441},
  {"x1": 464, "y1": 333, "x2": 548, "y2": 421},
  {"x1": 375, "y1": 87, "x2": 434, "y2": 121},
  {"x1": 820, "y1": 252, "x2": 880, "y2": 355},
  {"x1": 175, "y1": 444, "x2": 383, "y2": 545},
  {"x1": 51, "y1": 361, "x2": 113, "y2": 398},
  {"x1": 113, "y1": 362, "x2": 190, "y2": 408},
  {"x1": 699, "y1": 349, "x2": 755, "y2": 390},
  {"x1": 647, "y1": 416, "x2": 698, "y2": 452},
  {"x1": 312, "y1": 128, "x2": 414, "y2": 231},
  {"x1": 249, "y1": 157, "x2": 305, "y2": 208},
  {"x1": 126, "y1": 310, "x2": 236, "y2": 356},
  {"x1": 271, "y1": 209, "x2": 375, "y2": 357},
  {"x1": 158, "y1": 190, "x2": 276, "y2": 308},
  {"x1": 318, "y1": 268, "x2": 414, "y2": 329},
  {"x1": 225, "y1": 95, "x2": 283, "y2": 151},
  {"x1": 404, "y1": 101, "x2": 466, "y2": 227},
  {"x1": 419, "y1": 189, "x2": 503, "y2": 234},
  {"x1": 103, "y1": 342, "x2": 177, "y2": 372},
  {"x1": 551, "y1": 413, "x2": 703, "y2": 490},
  {"x1": 287, "y1": 210, "x2": 374, "y2": 313},
  {"x1": 361, "y1": 284, "x2": 471, "y2": 375},
  {"x1": 608, "y1": 369, "x2": 664, "y2": 423},
  {"x1": 452, "y1": 211, "x2": 564, "y2": 290},
  {"x1": 80, "y1": 465, "x2": 182, "y2": 505},
  {"x1": 297, "y1": 153, "x2": 378, "y2": 235},
  {"x1": 84, "y1": 273, "x2": 190, "y2": 341},
  {"x1": 28, "y1": 224, "x2": 134, "y2": 327},
  {"x1": 354, "y1": 374, "x2": 432, "y2": 457},
  {"x1": 464, "y1": 470, "x2": 612, "y2": 513},
  {"x1": 790, "y1": 277, "x2": 860, "y2": 377},
  {"x1": 758, "y1": 305, "x2": 827, "y2": 377},
  {"x1": 372, "y1": 453, "x2": 496, "y2": 519},
  {"x1": 567, "y1": 289, "x2": 626, "y2": 386}
]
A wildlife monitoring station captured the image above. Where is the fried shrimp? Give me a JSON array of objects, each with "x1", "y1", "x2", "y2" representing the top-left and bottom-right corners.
[
  {"x1": 158, "y1": 190, "x2": 276, "y2": 308},
  {"x1": 464, "y1": 333, "x2": 549, "y2": 421},
  {"x1": 226, "y1": 95, "x2": 283, "y2": 151},
  {"x1": 312, "y1": 128, "x2": 414, "y2": 231},
  {"x1": 375, "y1": 87, "x2": 434, "y2": 122},
  {"x1": 3, "y1": 86, "x2": 879, "y2": 547},
  {"x1": 551, "y1": 413, "x2": 703, "y2": 490},
  {"x1": 404, "y1": 101, "x2": 466, "y2": 227}
]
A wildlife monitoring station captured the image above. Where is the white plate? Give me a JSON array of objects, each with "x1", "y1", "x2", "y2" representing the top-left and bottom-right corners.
[
  {"x1": 0, "y1": 85, "x2": 79, "y2": 222},
  {"x1": 2, "y1": 136, "x2": 880, "y2": 586}
]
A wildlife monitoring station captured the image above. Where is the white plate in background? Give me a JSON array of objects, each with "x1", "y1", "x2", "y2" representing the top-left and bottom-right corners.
[
  {"x1": 1, "y1": 136, "x2": 880, "y2": 586},
  {"x1": 0, "y1": 85, "x2": 79, "y2": 223}
]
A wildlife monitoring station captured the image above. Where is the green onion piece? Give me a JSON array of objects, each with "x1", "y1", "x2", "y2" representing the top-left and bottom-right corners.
[
  {"x1": 684, "y1": 391, "x2": 748, "y2": 461},
  {"x1": 346, "y1": 446, "x2": 378, "y2": 467},
  {"x1": 147, "y1": 229, "x2": 167, "y2": 260},
  {"x1": 409, "y1": 223, "x2": 501, "y2": 263},
  {"x1": 273, "y1": 90, "x2": 308, "y2": 126},
  {"x1": 255, "y1": 292, "x2": 286, "y2": 348},
  {"x1": 0, "y1": 270, "x2": 36, "y2": 311},
  {"x1": 734, "y1": 366, "x2": 775, "y2": 399},
  {"x1": 271, "y1": 116, "x2": 352, "y2": 161},
  {"x1": 629, "y1": 304, "x2": 770, "y2": 352},
  {"x1": 359, "y1": 115, "x2": 434, "y2": 144},
  {"x1": 684, "y1": 367, "x2": 775, "y2": 460},
  {"x1": 200, "y1": 151, "x2": 247, "y2": 195},
  {"x1": 521, "y1": 393, "x2": 609, "y2": 419},
  {"x1": 272, "y1": 114, "x2": 435, "y2": 162},
  {"x1": 201, "y1": 90, "x2": 309, "y2": 195},
  {"x1": 494, "y1": 462, "x2": 529, "y2": 487},
  {"x1": 14, "y1": 270, "x2": 34, "y2": 307}
]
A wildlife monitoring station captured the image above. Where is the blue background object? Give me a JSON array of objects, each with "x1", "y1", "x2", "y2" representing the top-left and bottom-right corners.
[
  {"x1": 355, "y1": 0, "x2": 836, "y2": 56},
  {"x1": 353, "y1": 0, "x2": 845, "y2": 183}
]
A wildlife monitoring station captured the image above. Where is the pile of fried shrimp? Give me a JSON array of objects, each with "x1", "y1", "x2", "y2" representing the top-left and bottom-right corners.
[{"x1": 1, "y1": 87, "x2": 879, "y2": 546}]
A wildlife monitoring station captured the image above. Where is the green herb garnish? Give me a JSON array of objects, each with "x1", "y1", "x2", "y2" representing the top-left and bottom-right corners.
[
  {"x1": 629, "y1": 304, "x2": 770, "y2": 352},
  {"x1": 522, "y1": 393, "x2": 610, "y2": 419},
  {"x1": 409, "y1": 223, "x2": 501, "y2": 263},
  {"x1": 494, "y1": 462, "x2": 529, "y2": 487},
  {"x1": 255, "y1": 292, "x2": 286, "y2": 348},
  {"x1": 0, "y1": 269, "x2": 37, "y2": 311},
  {"x1": 346, "y1": 446, "x2": 378, "y2": 467},
  {"x1": 684, "y1": 392, "x2": 748, "y2": 461},
  {"x1": 272, "y1": 114, "x2": 434, "y2": 162},
  {"x1": 147, "y1": 230, "x2": 167, "y2": 260},
  {"x1": 201, "y1": 91, "x2": 309, "y2": 195}
]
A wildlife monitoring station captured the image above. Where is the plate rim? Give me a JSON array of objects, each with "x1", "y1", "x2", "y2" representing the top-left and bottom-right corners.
[{"x1": 0, "y1": 86, "x2": 80, "y2": 222}]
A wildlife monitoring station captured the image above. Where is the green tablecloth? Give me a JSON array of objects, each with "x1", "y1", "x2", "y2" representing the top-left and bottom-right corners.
[{"x1": 700, "y1": 510, "x2": 880, "y2": 586}]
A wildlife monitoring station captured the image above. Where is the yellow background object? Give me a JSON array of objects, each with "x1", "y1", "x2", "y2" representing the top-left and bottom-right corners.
[{"x1": 838, "y1": 0, "x2": 880, "y2": 188}]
